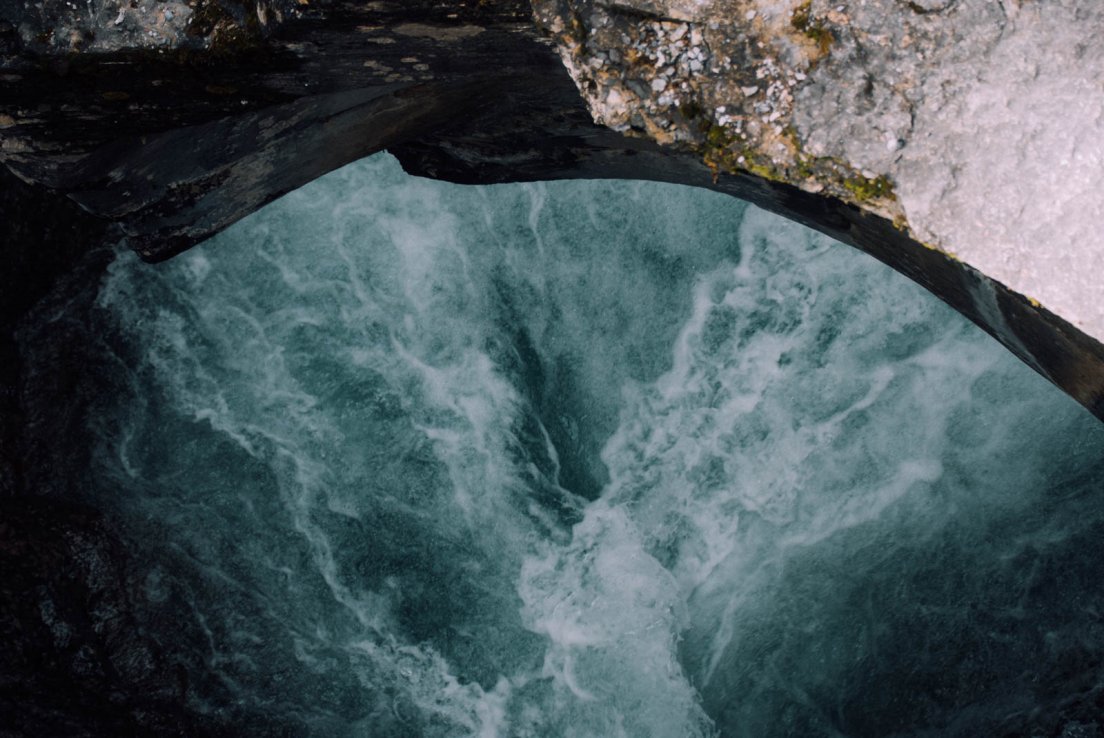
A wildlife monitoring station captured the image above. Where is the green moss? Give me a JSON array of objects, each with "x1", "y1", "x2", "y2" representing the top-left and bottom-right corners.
[
  {"x1": 699, "y1": 119, "x2": 802, "y2": 183},
  {"x1": 679, "y1": 100, "x2": 704, "y2": 121},
  {"x1": 703, "y1": 138, "x2": 785, "y2": 182},
  {"x1": 696, "y1": 114, "x2": 902, "y2": 218},
  {"x1": 792, "y1": 156, "x2": 816, "y2": 180},
  {"x1": 843, "y1": 173, "x2": 895, "y2": 201},
  {"x1": 791, "y1": 1, "x2": 834, "y2": 56},
  {"x1": 706, "y1": 124, "x2": 728, "y2": 147},
  {"x1": 745, "y1": 160, "x2": 780, "y2": 180}
]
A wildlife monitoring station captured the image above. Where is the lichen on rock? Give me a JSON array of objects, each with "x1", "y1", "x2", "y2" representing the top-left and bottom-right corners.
[{"x1": 531, "y1": 0, "x2": 905, "y2": 220}]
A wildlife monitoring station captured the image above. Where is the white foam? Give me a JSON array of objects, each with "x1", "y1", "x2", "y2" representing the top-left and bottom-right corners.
[
  {"x1": 518, "y1": 503, "x2": 716, "y2": 737},
  {"x1": 80, "y1": 153, "x2": 1103, "y2": 735}
]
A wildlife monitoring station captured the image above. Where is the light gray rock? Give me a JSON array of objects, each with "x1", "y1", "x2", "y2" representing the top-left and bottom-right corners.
[{"x1": 534, "y1": 0, "x2": 1104, "y2": 340}]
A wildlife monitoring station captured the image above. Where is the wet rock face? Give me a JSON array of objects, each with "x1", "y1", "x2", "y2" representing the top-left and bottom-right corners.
[
  {"x1": 0, "y1": 498, "x2": 297, "y2": 736},
  {"x1": 0, "y1": 498, "x2": 194, "y2": 736}
]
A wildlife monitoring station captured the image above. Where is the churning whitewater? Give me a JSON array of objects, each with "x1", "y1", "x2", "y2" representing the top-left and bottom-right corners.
[{"x1": 20, "y1": 154, "x2": 1104, "y2": 736}]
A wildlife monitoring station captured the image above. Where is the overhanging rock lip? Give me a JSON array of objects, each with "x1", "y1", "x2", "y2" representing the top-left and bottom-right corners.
[
  {"x1": 393, "y1": 135, "x2": 1104, "y2": 421},
  {"x1": 2, "y1": 0, "x2": 1104, "y2": 422}
]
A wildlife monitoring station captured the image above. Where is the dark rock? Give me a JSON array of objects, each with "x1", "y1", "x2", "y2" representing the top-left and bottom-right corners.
[
  {"x1": 0, "y1": 166, "x2": 111, "y2": 501},
  {"x1": 0, "y1": 498, "x2": 228, "y2": 736}
]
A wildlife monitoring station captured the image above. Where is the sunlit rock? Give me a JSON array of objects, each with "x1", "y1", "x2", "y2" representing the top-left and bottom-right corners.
[{"x1": 535, "y1": 0, "x2": 1104, "y2": 338}]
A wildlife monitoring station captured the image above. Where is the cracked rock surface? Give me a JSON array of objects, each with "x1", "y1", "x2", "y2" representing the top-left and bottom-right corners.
[{"x1": 535, "y1": 0, "x2": 1104, "y2": 340}]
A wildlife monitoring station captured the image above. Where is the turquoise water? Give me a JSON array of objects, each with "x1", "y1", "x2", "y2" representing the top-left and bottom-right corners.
[{"x1": 22, "y1": 154, "x2": 1104, "y2": 735}]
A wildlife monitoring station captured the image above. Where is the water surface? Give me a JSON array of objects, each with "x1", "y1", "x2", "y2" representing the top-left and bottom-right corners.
[{"x1": 21, "y1": 153, "x2": 1104, "y2": 736}]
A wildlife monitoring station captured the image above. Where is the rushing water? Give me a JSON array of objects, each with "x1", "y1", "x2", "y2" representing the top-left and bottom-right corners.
[{"x1": 19, "y1": 153, "x2": 1104, "y2": 736}]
